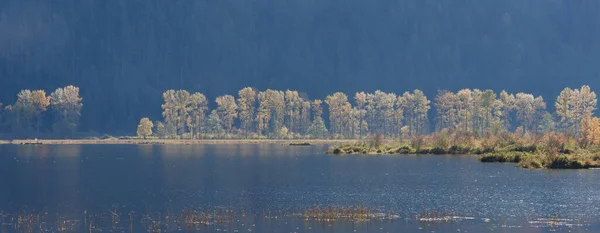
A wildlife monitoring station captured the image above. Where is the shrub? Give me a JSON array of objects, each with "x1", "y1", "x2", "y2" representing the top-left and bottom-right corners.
[
  {"x1": 410, "y1": 136, "x2": 425, "y2": 152},
  {"x1": 548, "y1": 155, "x2": 584, "y2": 169},
  {"x1": 368, "y1": 133, "x2": 384, "y2": 148},
  {"x1": 432, "y1": 130, "x2": 450, "y2": 150}
]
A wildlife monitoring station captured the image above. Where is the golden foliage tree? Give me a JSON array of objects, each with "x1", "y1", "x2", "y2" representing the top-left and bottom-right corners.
[
  {"x1": 50, "y1": 85, "x2": 83, "y2": 137},
  {"x1": 238, "y1": 87, "x2": 257, "y2": 135},
  {"x1": 137, "y1": 117, "x2": 154, "y2": 139},
  {"x1": 215, "y1": 95, "x2": 238, "y2": 132},
  {"x1": 581, "y1": 114, "x2": 600, "y2": 148}
]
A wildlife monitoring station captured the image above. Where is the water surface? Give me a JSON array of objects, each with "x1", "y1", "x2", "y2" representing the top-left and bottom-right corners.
[{"x1": 1, "y1": 144, "x2": 598, "y2": 232}]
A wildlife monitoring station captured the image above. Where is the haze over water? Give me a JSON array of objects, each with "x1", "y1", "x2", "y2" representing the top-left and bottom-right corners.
[{"x1": 1, "y1": 144, "x2": 599, "y2": 232}]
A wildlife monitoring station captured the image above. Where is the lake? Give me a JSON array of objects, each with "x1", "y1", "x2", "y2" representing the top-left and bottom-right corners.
[{"x1": 1, "y1": 144, "x2": 599, "y2": 232}]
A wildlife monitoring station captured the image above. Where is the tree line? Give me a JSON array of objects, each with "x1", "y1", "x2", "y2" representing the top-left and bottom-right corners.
[
  {"x1": 136, "y1": 85, "x2": 598, "y2": 140},
  {"x1": 0, "y1": 86, "x2": 83, "y2": 138}
]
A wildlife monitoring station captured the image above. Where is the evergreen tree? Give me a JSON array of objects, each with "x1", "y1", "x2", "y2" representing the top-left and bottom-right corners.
[
  {"x1": 307, "y1": 116, "x2": 328, "y2": 139},
  {"x1": 205, "y1": 110, "x2": 224, "y2": 134},
  {"x1": 155, "y1": 121, "x2": 167, "y2": 139}
]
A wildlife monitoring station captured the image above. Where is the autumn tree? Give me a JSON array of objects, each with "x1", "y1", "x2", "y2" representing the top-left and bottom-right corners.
[
  {"x1": 266, "y1": 90, "x2": 285, "y2": 136},
  {"x1": 284, "y1": 90, "x2": 302, "y2": 133},
  {"x1": 514, "y1": 93, "x2": 547, "y2": 133},
  {"x1": 216, "y1": 95, "x2": 238, "y2": 132},
  {"x1": 173, "y1": 90, "x2": 191, "y2": 135},
  {"x1": 498, "y1": 90, "x2": 516, "y2": 131},
  {"x1": 553, "y1": 86, "x2": 597, "y2": 136},
  {"x1": 11, "y1": 90, "x2": 34, "y2": 134},
  {"x1": 50, "y1": 85, "x2": 83, "y2": 137},
  {"x1": 254, "y1": 89, "x2": 286, "y2": 137},
  {"x1": 186, "y1": 92, "x2": 208, "y2": 139},
  {"x1": 279, "y1": 126, "x2": 289, "y2": 139},
  {"x1": 434, "y1": 90, "x2": 457, "y2": 131},
  {"x1": 299, "y1": 100, "x2": 312, "y2": 134},
  {"x1": 312, "y1": 99, "x2": 323, "y2": 119},
  {"x1": 571, "y1": 86, "x2": 596, "y2": 136},
  {"x1": 31, "y1": 90, "x2": 50, "y2": 132},
  {"x1": 555, "y1": 87, "x2": 572, "y2": 133},
  {"x1": 371, "y1": 90, "x2": 396, "y2": 136},
  {"x1": 580, "y1": 114, "x2": 600, "y2": 148},
  {"x1": 399, "y1": 90, "x2": 430, "y2": 135},
  {"x1": 161, "y1": 90, "x2": 178, "y2": 136},
  {"x1": 137, "y1": 117, "x2": 154, "y2": 139},
  {"x1": 256, "y1": 91, "x2": 271, "y2": 136},
  {"x1": 237, "y1": 87, "x2": 257, "y2": 136},
  {"x1": 325, "y1": 92, "x2": 351, "y2": 137},
  {"x1": 354, "y1": 92, "x2": 368, "y2": 137},
  {"x1": 8, "y1": 90, "x2": 50, "y2": 135},
  {"x1": 306, "y1": 99, "x2": 328, "y2": 138}
]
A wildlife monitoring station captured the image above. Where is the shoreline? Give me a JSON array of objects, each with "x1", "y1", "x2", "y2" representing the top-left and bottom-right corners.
[{"x1": 4, "y1": 139, "x2": 359, "y2": 145}]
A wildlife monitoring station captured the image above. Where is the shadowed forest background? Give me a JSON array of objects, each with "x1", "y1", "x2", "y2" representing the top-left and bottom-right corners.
[{"x1": 1, "y1": 0, "x2": 600, "y2": 134}]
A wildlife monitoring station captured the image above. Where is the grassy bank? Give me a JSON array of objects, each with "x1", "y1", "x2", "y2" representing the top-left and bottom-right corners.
[
  {"x1": 6, "y1": 139, "x2": 358, "y2": 145},
  {"x1": 479, "y1": 151, "x2": 600, "y2": 169},
  {"x1": 327, "y1": 132, "x2": 600, "y2": 169}
]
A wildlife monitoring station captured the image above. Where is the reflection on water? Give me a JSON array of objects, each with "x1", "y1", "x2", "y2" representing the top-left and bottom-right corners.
[
  {"x1": 1, "y1": 207, "x2": 597, "y2": 233},
  {"x1": 1, "y1": 144, "x2": 600, "y2": 232}
]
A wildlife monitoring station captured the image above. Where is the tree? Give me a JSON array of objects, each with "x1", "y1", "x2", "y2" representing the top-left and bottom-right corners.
[
  {"x1": 456, "y1": 89, "x2": 473, "y2": 132},
  {"x1": 31, "y1": 90, "x2": 50, "y2": 132},
  {"x1": 256, "y1": 91, "x2": 271, "y2": 136},
  {"x1": 266, "y1": 90, "x2": 285, "y2": 136},
  {"x1": 555, "y1": 87, "x2": 572, "y2": 133},
  {"x1": 205, "y1": 110, "x2": 224, "y2": 134},
  {"x1": 307, "y1": 116, "x2": 328, "y2": 138},
  {"x1": 514, "y1": 93, "x2": 536, "y2": 132},
  {"x1": 434, "y1": 90, "x2": 458, "y2": 131},
  {"x1": 514, "y1": 93, "x2": 546, "y2": 133},
  {"x1": 299, "y1": 100, "x2": 312, "y2": 134},
  {"x1": 186, "y1": 92, "x2": 208, "y2": 139},
  {"x1": 538, "y1": 112, "x2": 556, "y2": 134},
  {"x1": 371, "y1": 90, "x2": 396, "y2": 136},
  {"x1": 174, "y1": 90, "x2": 191, "y2": 135},
  {"x1": 581, "y1": 114, "x2": 600, "y2": 148},
  {"x1": 11, "y1": 90, "x2": 35, "y2": 134},
  {"x1": 554, "y1": 85, "x2": 597, "y2": 136},
  {"x1": 312, "y1": 99, "x2": 323, "y2": 118},
  {"x1": 161, "y1": 90, "x2": 178, "y2": 136},
  {"x1": 50, "y1": 85, "x2": 83, "y2": 137},
  {"x1": 284, "y1": 90, "x2": 302, "y2": 133},
  {"x1": 498, "y1": 90, "x2": 516, "y2": 131},
  {"x1": 354, "y1": 92, "x2": 368, "y2": 137},
  {"x1": 238, "y1": 87, "x2": 257, "y2": 136},
  {"x1": 279, "y1": 126, "x2": 289, "y2": 139},
  {"x1": 155, "y1": 121, "x2": 167, "y2": 139},
  {"x1": 325, "y1": 92, "x2": 351, "y2": 137},
  {"x1": 399, "y1": 90, "x2": 430, "y2": 135},
  {"x1": 137, "y1": 118, "x2": 154, "y2": 139},
  {"x1": 570, "y1": 85, "x2": 597, "y2": 135},
  {"x1": 216, "y1": 95, "x2": 238, "y2": 132}
]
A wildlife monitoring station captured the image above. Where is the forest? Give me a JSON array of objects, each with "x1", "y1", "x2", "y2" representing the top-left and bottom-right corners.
[
  {"x1": 130, "y1": 86, "x2": 599, "y2": 143},
  {"x1": 1, "y1": 85, "x2": 598, "y2": 142},
  {"x1": 0, "y1": 86, "x2": 83, "y2": 138},
  {"x1": 2, "y1": 85, "x2": 598, "y2": 144}
]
